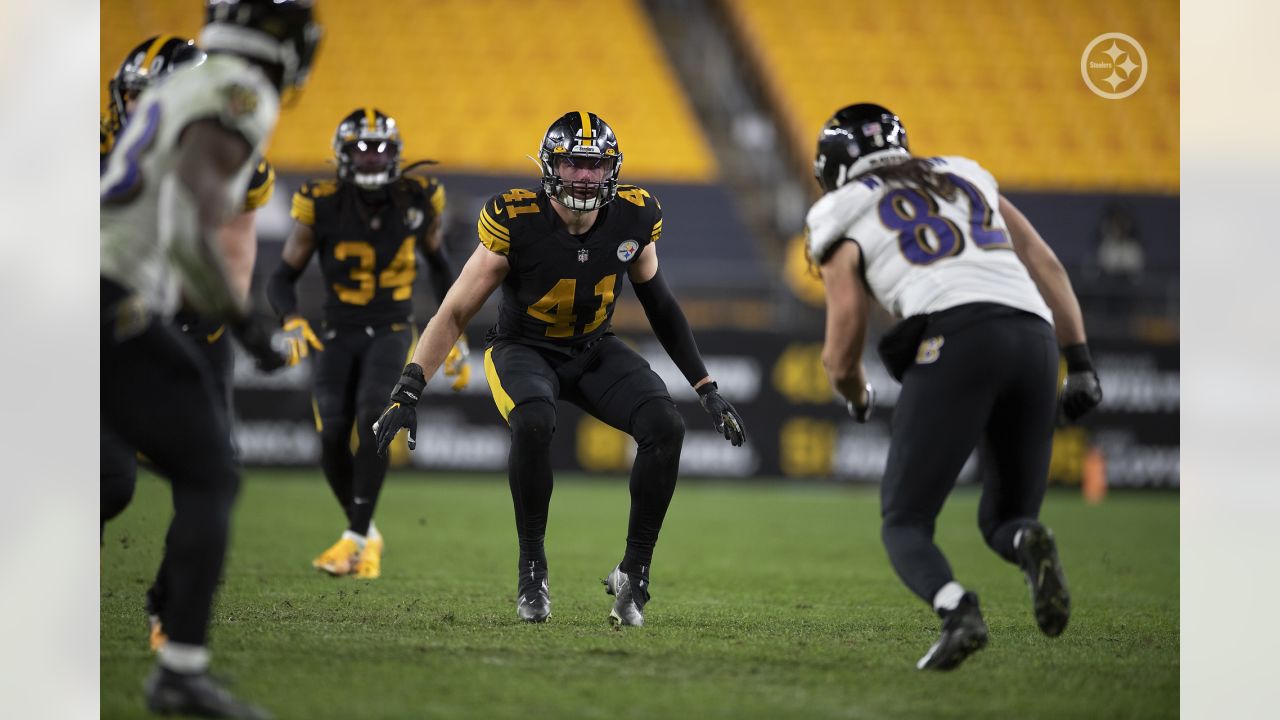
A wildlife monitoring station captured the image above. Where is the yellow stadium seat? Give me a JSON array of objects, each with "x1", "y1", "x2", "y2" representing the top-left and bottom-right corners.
[{"x1": 101, "y1": 0, "x2": 716, "y2": 182}]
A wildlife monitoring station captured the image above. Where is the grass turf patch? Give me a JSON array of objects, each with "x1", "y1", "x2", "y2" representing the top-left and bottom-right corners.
[{"x1": 101, "y1": 471, "x2": 1178, "y2": 719}]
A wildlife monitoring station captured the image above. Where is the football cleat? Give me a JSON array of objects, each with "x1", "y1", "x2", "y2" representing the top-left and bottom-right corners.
[
  {"x1": 354, "y1": 534, "x2": 382, "y2": 580},
  {"x1": 516, "y1": 561, "x2": 551, "y2": 623},
  {"x1": 917, "y1": 591, "x2": 989, "y2": 671},
  {"x1": 602, "y1": 565, "x2": 649, "y2": 627},
  {"x1": 1015, "y1": 523, "x2": 1071, "y2": 637},
  {"x1": 144, "y1": 665, "x2": 273, "y2": 719},
  {"x1": 311, "y1": 537, "x2": 360, "y2": 576}
]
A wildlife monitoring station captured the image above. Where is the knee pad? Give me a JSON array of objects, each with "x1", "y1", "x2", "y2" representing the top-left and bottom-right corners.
[
  {"x1": 509, "y1": 401, "x2": 556, "y2": 445},
  {"x1": 632, "y1": 398, "x2": 685, "y2": 454}
]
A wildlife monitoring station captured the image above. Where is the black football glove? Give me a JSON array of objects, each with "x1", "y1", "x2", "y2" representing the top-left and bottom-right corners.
[
  {"x1": 231, "y1": 311, "x2": 288, "y2": 372},
  {"x1": 697, "y1": 382, "x2": 747, "y2": 447},
  {"x1": 846, "y1": 383, "x2": 876, "y2": 423},
  {"x1": 373, "y1": 363, "x2": 426, "y2": 456},
  {"x1": 1060, "y1": 344, "x2": 1103, "y2": 423}
]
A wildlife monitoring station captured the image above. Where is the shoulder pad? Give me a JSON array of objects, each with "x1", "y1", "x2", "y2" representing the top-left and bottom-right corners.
[
  {"x1": 291, "y1": 179, "x2": 337, "y2": 225},
  {"x1": 615, "y1": 185, "x2": 663, "y2": 243},
  {"x1": 805, "y1": 182, "x2": 876, "y2": 264},
  {"x1": 243, "y1": 159, "x2": 275, "y2": 211},
  {"x1": 477, "y1": 189, "x2": 532, "y2": 255},
  {"x1": 404, "y1": 175, "x2": 446, "y2": 217}
]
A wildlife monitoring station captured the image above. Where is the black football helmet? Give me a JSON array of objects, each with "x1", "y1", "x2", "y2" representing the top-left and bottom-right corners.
[
  {"x1": 538, "y1": 111, "x2": 623, "y2": 211},
  {"x1": 199, "y1": 0, "x2": 322, "y2": 94},
  {"x1": 108, "y1": 36, "x2": 206, "y2": 126},
  {"x1": 333, "y1": 108, "x2": 402, "y2": 189},
  {"x1": 813, "y1": 103, "x2": 911, "y2": 193}
]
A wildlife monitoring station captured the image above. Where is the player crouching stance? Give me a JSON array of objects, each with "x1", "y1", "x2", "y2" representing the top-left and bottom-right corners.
[
  {"x1": 373, "y1": 111, "x2": 746, "y2": 626},
  {"x1": 806, "y1": 104, "x2": 1103, "y2": 670}
]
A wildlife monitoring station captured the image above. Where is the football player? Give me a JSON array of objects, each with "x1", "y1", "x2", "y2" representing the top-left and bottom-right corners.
[
  {"x1": 805, "y1": 104, "x2": 1103, "y2": 670},
  {"x1": 372, "y1": 111, "x2": 748, "y2": 626},
  {"x1": 267, "y1": 108, "x2": 468, "y2": 580},
  {"x1": 98, "y1": 33, "x2": 281, "y2": 654},
  {"x1": 100, "y1": 1, "x2": 320, "y2": 716}
]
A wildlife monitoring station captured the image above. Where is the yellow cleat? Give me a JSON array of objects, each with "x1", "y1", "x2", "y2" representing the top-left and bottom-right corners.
[
  {"x1": 312, "y1": 537, "x2": 361, "y2": 576},
  {"x1": 148, "y1": 615, "x2": 168, "y2": 652},
  {"x1": 354, "y1": 535, "x2": 383, "y2": 579}
]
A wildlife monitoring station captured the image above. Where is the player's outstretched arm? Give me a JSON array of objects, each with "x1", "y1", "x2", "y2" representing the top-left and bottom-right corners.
[
  {"x1": 268, "y1": 222, "x2": 323, "y2": 365},
  {"x1": 1000, "y1": 194, "x2": 1102, "y2": 421},
  {"x1": 819, "y1": 240, "x2": 874, "y2": 422},
  {"x1": 415, "y1": 213, "x2": 470, "y2": 389},
  {"x1": 629, "y1": 245, "x2": 746, "y2": 446},
  {"x1": 373, "y1": 244, "x2": 508, "y2": 454}
]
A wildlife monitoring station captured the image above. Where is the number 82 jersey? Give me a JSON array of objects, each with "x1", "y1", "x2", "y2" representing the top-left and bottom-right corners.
[
  {"x1": 479, "y1": 185, "x2": 662, "y2": 351},
  {"x1": 805, "y1": 155, "x2": 1050, "y2": 323}
]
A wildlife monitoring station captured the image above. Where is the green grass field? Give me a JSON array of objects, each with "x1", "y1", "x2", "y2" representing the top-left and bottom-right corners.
[{"x1": 101, "y1": 471, "x2": 1178, "y2": 719}]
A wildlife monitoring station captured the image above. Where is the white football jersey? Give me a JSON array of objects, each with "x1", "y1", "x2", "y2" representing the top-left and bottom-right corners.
[
  {"x1": 805, "y1": 156, "x2": 1051, "y2": 323},
  {"x1": 101, "y1": 54, "x2": 279, "y2": 318}
]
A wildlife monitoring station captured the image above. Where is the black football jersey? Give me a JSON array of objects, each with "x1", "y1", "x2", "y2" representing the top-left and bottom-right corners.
[
  {"x1": 478, "y1": 185, "x2": 662, "y2": 351},
  {"x1": 100, "y1": 111, "x2": 275, "y2": 210},
  {"x1": 291, "y1": 175, "x2": 446, "y2": 327}
]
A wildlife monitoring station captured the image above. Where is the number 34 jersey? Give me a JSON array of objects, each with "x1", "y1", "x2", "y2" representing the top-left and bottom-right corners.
[
  {"x1": 291, "y1": 176, "x2": 445, "y2": 327},
  {"x1": 478, "y1": 186, "x2": 663, "y2": 351},
  {"x1": 805, "y1": 156, "x2": 1051, "y2": 323}
]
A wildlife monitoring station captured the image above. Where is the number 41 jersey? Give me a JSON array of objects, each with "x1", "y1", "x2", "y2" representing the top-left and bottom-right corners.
[
  {"x1": 805, "y1": 156, "x2": 1051, "y2": 323},
  {"x1": 478, "y1": 186, "x2": 662, "y2": 351}
]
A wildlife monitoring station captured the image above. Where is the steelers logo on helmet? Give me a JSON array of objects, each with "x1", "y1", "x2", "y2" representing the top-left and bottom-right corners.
[
  {"x1": 333, "y1": 108, "x2": 403, "y2": 189},
  {"x1": 539, "y1": 111, "x2": 624, "y2": 212},
  {"x1": 813, "y1": 103, "x2": 911, "y2": 193}
]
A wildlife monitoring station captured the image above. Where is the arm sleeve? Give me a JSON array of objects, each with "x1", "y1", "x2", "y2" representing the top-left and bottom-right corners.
[
  {"x1": 632, "y1": 267, "x2": 709, "y2": 387},
  {"x1": 267, "y1": 260, "x2": 304, "y2": 319},
  {"x1": 422, "y1": 243, "x2": 456, "y2": 305}
]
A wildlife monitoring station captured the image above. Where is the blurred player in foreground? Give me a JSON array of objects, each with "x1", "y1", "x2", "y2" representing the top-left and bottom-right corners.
[
  {"x1": 100, "y1": 1, "x2": 320, "y2": 715},
  {"x1": 99, "y1": 32, "x2": 278, "y2": 654},
  {"x1": 268, "y1": 107, "x2": 467, "y2": 579},
  {"x1": 806, "y1": 103, "x2": 1103, "y2": 670},
  {"x1": 373, "y1": 111, "x2": 747, "y2": 627}
]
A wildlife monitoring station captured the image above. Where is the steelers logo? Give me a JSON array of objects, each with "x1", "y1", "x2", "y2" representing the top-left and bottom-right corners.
[
  {"x1": 616, "y1": 240, "x2": 639, "y2": 262},
  {"x1": 1081, "y1": 33, "x2": 1148, "y2": 100}
]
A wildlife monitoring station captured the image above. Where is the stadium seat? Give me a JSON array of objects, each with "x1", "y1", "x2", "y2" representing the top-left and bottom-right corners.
[
  {"x1": 726, "y1": 0, "x2": 1178, "y2": 192},
  {"x1": 101, "y1": 0, "x2": 717, "y2": 181}
]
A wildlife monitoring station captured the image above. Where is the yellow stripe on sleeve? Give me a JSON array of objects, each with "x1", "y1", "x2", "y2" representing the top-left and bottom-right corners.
[
  {"x1": 291, "y1": 191, "x2": 316, "y2": 226},
  {"x1": 484, "y1": 347, "x2": 515, "y2": 423},
  {"x1": 430, "y1": 182, "x2": 446, "y2": 217},
  {"x1": 479, "y1": 208, "x2": 510, "y2": 238},
  {"x1": 650, "y1": 219, "x2": 663, "y2": 242},
  {"x1": 477, "y1": 214, "x2": 510, "y2": 255},
  {"x1": 243, "y1": 163, "x2": 276, "y2": 211}
]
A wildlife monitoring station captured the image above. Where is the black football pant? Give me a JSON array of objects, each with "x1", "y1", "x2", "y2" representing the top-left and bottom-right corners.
[
  {"x1": 485, "y1": 335, "x2": 684, "y2": 578},
  {"x1": 101, "y1": 278, "x2": 240, "y2": 647},
  {"x1": 313, "y1": 323, "x2": 413, "y2": 536},
  {"x1": 101, "y1": 310, "x2": 235, "y2": 620},
  {"x1": 879, "y1": 304, "x2": 1058, "y2": 606}
]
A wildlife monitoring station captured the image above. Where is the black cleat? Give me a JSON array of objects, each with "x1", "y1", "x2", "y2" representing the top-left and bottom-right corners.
[
  {"x1": 916, "y1": 592, "x2": 989, "y2": 671},
  {"x1": 143, "y1": 665, "x2": 272, "y2": 719},
  {"x1": 516, "y1": 562, "x2": 551, "y2": 623},
  {"x1": 1015, "y1": 524, "x2": 1071, "y2": 637}
]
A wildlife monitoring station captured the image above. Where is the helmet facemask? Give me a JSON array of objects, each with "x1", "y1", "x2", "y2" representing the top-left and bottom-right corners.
[
  {"x1": 334, "y1": 111, "x2": 402, "y2": 189},
  {"x1": 541, "y1": 152, "x2": 620, "y2": 211}
]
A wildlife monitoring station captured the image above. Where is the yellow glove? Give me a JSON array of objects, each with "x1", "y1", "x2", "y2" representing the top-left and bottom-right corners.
[
  {"x1": 282, "y1": 316, "x2": 324, "y2": 366},
  {"x1": 443, "y1": 337, "x2": 471, "y2": 391}
]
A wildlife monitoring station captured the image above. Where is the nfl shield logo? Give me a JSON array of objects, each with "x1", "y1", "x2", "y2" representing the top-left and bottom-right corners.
[{"x1": 578, "y1": 249, "x2": 589, "y2": 263}]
